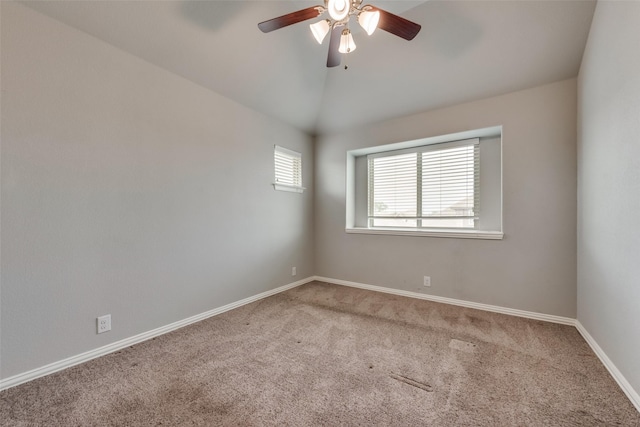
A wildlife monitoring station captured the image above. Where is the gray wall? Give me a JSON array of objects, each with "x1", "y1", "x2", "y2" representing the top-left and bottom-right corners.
[
  {"x1": 1, "y1": 3, "x2": 314, "y2": 379},
  {"x1": 577, "y1": 1, "x2": 640, "y2": 396},
  {"x1": 316, "y1": 79, "x2": 577, "y2": 317}
]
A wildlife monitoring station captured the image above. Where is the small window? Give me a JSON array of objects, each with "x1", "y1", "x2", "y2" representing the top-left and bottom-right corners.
[
  {"x1": 368, "y1": 138, "x2": 479, "y2": 229},
  {"x1": 273, "y1": 145, "x2": 303, "y2": 193}
]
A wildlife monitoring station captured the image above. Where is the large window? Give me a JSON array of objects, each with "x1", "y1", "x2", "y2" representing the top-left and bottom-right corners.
[
  {"x1": 368, "y1": 139, "x2": 479, "y2": 229},
  {"x1": 345, "y1": 126, "x2": 502, "y2": 239},
  {"x1": 273, "y1": 145, "x2": 303, "y2": 193}
]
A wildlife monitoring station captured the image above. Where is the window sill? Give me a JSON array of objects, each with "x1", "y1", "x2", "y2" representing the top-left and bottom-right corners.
[
  {"x1": 273, "y1": 183, "x2": 304, "y2": 193},
  {"x1": 346, "y1": 227, "x2": 504, "y2": 240}
]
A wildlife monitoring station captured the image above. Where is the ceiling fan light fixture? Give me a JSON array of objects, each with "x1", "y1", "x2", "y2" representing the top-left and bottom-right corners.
[
  {"x1": 310, "y1": 19, "x2": 331, "y2": 44},
  {"x1": 358, "y1": 9, "x2": 380, "y2": 35},
  {"x1": 338, "y1": 29, "x2": 356, "y2": 54},
  {"x1": 327, "y1": 0, "x2": 350, "y2": 22},
  {"x1": 258, "y1": 1, "x2": 422, "y2": 68}
]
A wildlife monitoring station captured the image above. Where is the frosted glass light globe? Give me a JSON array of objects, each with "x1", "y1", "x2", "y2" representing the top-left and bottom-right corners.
[{"x1": 327, "y1": 0, "x2": 350, "y2": 22}]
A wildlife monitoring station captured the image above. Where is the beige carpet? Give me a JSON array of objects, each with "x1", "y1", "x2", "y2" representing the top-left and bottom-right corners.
[{"x1": 1, "y1": 281, "x2": 638, "y2": 426}]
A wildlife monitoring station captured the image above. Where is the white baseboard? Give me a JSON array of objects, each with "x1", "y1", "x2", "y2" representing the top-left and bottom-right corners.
[
  {"x1": 314, "y1": 276, "x2": 576, "y2": 326},
  {"x1": 4, "y1": 275, "x2": 639, "y2": 415},
  {"x1": 575, "y1": 321, "x2": 640, "y2": 413},
  {"x1": 0, "y1": 276, "x2": 315, "y2": 392}
]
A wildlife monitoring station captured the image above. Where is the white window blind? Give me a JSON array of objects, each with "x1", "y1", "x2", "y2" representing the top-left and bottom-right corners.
[
  {"x1": 368, "y1": 138, "x2": 479, "y2": 229},
  {"x1": 273, "y1": 145, "x2": 303, "y2": 193}
]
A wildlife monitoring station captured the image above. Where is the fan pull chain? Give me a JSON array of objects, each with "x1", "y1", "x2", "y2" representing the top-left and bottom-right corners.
[
  {"x1": 344, "y1": 27, "x2": 351, "y2": 70},
  {"x1": 344, "y1": 50, "x2": 350, "y2": 70},
  {"x1": 344, "y1": 45, "x2": 349, "y2": 70}
]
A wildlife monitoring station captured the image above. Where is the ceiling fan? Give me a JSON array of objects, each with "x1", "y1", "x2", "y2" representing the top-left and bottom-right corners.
[{"x1": 258, "y1": 0, "x2": 421, "y2": 68}]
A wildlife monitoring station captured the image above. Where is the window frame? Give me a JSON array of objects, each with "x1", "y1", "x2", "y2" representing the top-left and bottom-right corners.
[
  {"x1": 344, "y1": 126, "x2": 504, "y2": 240},
  {"x1": 273, "y1": 145, "x2": 304, "y2": 193},
  {"x1": 367, "y1": 138, "x2": 480, "y2": 230}
]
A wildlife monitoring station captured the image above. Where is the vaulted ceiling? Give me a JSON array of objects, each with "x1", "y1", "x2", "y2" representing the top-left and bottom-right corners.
[{"x1": 23, "y1": 0, "x2": 596, "y2": 135}]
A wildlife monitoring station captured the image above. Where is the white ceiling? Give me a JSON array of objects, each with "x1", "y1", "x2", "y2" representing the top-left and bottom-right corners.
[{"x1": 22, "y1": 0, "x2": 596, "y2": 135}]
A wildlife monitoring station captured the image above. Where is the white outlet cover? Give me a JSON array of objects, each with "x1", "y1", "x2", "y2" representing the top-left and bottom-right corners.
[
  {"x1": 97, "y1": 314, "x2": 111, "y2": 334},
  {"x1": 423, "y1": 276, "x2": 431, "y2": 287}
]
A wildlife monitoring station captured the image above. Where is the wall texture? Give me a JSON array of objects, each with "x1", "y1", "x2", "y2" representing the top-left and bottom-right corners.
[
  {"x1": 1, "y1": 3, "x2": 314, "y2": 379},
  {"x1": 316, "y1": 79, "x2": 577, "y2": 318},
  {"x1": 577, "y1": 1, "x2": 640, "y2": 398}
]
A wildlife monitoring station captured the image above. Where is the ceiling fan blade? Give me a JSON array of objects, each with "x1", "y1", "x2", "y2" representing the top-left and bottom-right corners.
[
  {"x1": 327, "y1": 25, "x2": 342, "y2": 67},
  {"x1": 258, "y1": 6, "x2": 323, "y2": 33},
  {"x1": 371, "y1": 7, "x2": 421, "y2": 40}
]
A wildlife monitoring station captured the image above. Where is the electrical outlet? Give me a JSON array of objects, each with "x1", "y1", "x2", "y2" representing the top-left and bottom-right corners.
[
  {"x1": 292, "y1": 267, "x2": 297, "y2": 276},
  {"x1": 423, "y1": 276, "x2": 431, "y2": 287},
  {"x1": 97, "y1": 314, "x2": 111, "y2": 334}
]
